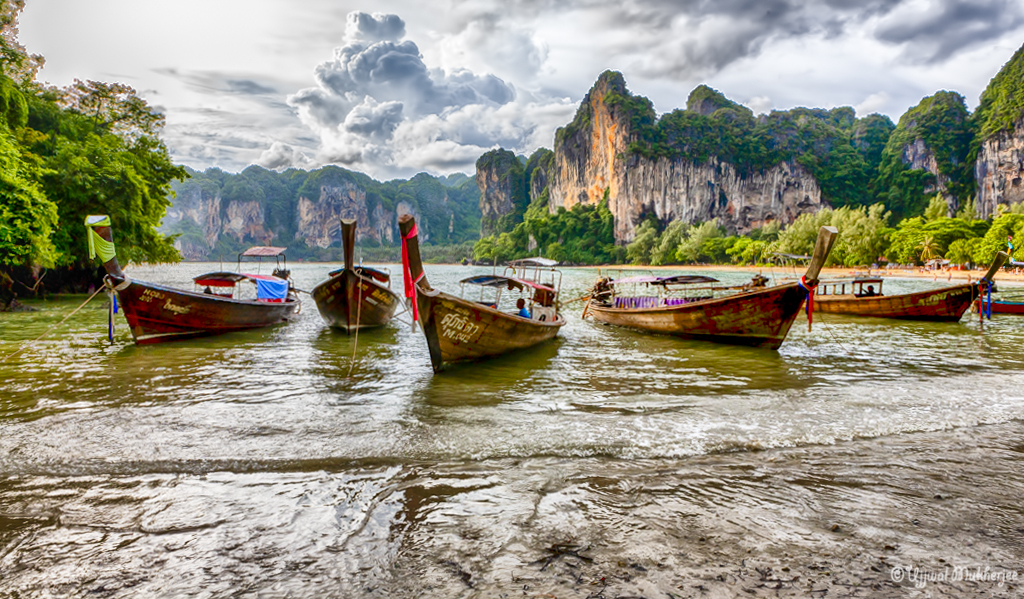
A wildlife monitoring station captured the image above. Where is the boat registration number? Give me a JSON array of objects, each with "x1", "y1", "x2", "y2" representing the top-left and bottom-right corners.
[
  {"x1": 139, "y1": 289, "x2": 192, "y2": 315},
  {"x1": 440, "y1": 311, "x2": 481, "y2": 343}
]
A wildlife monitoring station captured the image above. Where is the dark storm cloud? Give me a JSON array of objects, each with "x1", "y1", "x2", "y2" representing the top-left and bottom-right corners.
[
  {"x1": 452, "y1": 0, "x2": 1011, "y2": 79},
  {"x1": 875, "y1": 0, "x2": 1024, "y2": 62},
  {"x1": 226, "y1": 79, "x2": 277, "y2": 95},
  {"x1": 155, "y1": 68, "x2": 285, "y2": 97},
  {"x1": 283, "y1": 10, "x2": 571, "y2": 177}
]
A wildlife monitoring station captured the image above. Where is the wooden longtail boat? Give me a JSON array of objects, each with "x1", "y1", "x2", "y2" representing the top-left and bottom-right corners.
[
  {"x1": 813, "y1": 278, "x2": 976, "y2": 321},
  {"x1": 584, "y1": 226, "x2": 839, "y2": 349},
  {"x1": 399, "y1": 214, "x2": 565, "y2": 372},
  {"x1": 311, "y1": 219, "x2": 400, "y2": 333},
  {"x1": 86, "y1": 215, "x2": 299, "y2": 344},
  {"x1": 816, "y1": 252, "x2": 1008, "y2": 321}
]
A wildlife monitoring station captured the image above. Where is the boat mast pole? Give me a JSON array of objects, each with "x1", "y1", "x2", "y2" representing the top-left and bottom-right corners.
[
  {"x1": 341, "y1": 219, "x2": 356, "y2": 273},
  {"x1": 399, "y1": 214, "x2": 444, "y2": 372},
  {"x1": 802, "y1": 226, "x2": 839, "y2": 285},
  {"x1": 799, "y1": 226, "x2": 839, "y2": 332},
  {"x1": 979, "y1": 251, "x2": 1009, "y2": 322}
]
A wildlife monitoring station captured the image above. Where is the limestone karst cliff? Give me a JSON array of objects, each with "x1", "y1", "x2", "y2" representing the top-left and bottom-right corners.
[
  {"x1": 537, "y1": 72, "x2": 872, "y2": 242},
  {"x1": 162, "y1": 165, "x2": 481, "y2": 260},
  {"x1": 973, "y1": 44, "x2": 1024, "y2": 219},
  {"x1": 872, "y1": 90, "x2": 974, "y2": 220},
  {"x1": 476, "y1": 149, "x2": 527, "y2": 237},
  {"x1": 975, "y1": 126, "x2": 1024, "y2": 218}
]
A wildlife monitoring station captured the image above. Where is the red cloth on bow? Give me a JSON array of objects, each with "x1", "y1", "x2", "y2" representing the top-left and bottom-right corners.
[
  {"x1": 800, "y1": 275, "x2": 817, "y2": 331},
  {"x1": 401, "y1": 223, "x2": 424, "y2": 322}
]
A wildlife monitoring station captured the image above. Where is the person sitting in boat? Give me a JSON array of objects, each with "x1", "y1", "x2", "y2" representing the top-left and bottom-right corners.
[
  {"x1": 516, "y1": 297, "x2": 531, "y2": 319},
  {"x1": 203, "y1": 286, "x2": 213, "y2": 294},
  {"x1": 860, "y1": 285, "x2": 877, "y2": 297}
]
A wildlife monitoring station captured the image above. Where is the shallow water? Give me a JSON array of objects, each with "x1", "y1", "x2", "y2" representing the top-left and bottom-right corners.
[{"x1": 1, "y1": 264, "x2": 1023, "y2": 597}]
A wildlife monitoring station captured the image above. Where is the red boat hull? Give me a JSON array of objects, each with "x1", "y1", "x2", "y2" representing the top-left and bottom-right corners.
[
  {"x1": 115, "y1": 279, "x2": 299, "y2": 344},
  {"x1": 587, "y1": 283, "x2": 808, "y2": 350},
  {"x1": 815, "y1": 284, "x2": 975, "y2": 321},
  {"x1": 973, "y1": 299, "x2": 1024, "y2": 315}
]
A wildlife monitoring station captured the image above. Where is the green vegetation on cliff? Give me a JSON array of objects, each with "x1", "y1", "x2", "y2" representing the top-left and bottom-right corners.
[
  {"x1": 974, "y1": 43, "x2": 1024, "y2": 141},
  {"x1": 474, "y1": 194, "x2": 622, "y2": 265},
  {"x1": 872, "y1": 91, "x2": 975, "y2": 221}
]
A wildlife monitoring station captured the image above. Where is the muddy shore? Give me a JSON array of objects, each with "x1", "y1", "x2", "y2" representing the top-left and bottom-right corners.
[{"x1": 412, "y1": 423, "x2": 1024, "y2": 599}]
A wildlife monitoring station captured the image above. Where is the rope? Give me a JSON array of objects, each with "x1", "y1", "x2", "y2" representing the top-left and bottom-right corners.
[
  {"x1": 347, "y1": 283, "x2": 363, "y2": 377},
  {"x1": 1, "y1": 286, "x2": 106, "y2": 362},
  {"x1": 816, "y1": 312, "x2": 853, "y2": 356}
]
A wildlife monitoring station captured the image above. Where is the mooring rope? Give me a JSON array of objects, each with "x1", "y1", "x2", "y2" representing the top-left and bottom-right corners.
[
  {"x1": 1, "y1": 286, "x2": 106, "y2": 362},
  {"x1": 815, "y1": 312, "x2": 853, "y2": 357},
  {"x1": 347, "y1": 288, "x2": 363, "y2": 377}
]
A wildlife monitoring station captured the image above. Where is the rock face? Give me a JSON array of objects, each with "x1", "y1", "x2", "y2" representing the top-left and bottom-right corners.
[
  {"x1": 544, "y1": 74, "x2": 825, "y2": 242},
  {"x1": 901, "y1": 138, "x2": 953, "y2": 211},
  {"x1": 476, "y1": 149, "x2": 525, "y2": 237},
  {"x1": 224, "y1": 200, "x2": 273, "y2": 244},
  {"x1": 975, "y1": 121, "x2": 1024, "y2": 218},
  {"x1": 296, "y1": 182, "x2": 394, "y2": 248},
  {"x1": 162, "y1": 185, "x2": 222, "y2": 247}
]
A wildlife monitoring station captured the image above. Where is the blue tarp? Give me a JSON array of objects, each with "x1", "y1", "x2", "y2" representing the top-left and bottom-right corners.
[{"x1": 255, "y1": 277, "x2": 289, "y2": 301}]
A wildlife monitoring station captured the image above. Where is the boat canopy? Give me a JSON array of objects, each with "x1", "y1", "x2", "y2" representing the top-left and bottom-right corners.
[
  {"x1": 509, "y1": 257, "x2": 558, "y2": 267},
  {"x1": 820, "y1": 276, "x2": 883, "y2": 284},
  {"x1": 194, "y1": 272, "x2": 289, "y2": 301},
  {"x1": 194, "y1": 272, "x2": 248, "y2": 288},
  {"x1": 609, "y1": 274, "x2": 719, "y2": 286},
  {"x1": 459, "y1": 274, "x2": 555, "y2": 293},
  {"x1": 241, "y1": 246, "x2": 287, "y2": 257},
  {"x1": 356, "y1": 266, "x2": 390, "y2": 283}
]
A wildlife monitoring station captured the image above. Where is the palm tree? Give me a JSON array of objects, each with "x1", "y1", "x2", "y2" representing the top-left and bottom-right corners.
[{"x1": 919, "y1": 235, "x2": 941, "y2": 262}]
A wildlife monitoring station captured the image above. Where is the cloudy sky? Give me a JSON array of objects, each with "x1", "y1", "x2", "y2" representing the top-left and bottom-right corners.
[{"x1": 20, "y1": 0, "x2": 1024, "y2": 179}]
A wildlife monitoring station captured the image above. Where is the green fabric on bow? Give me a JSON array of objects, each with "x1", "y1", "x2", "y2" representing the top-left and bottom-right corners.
[{"x1": 85, "y1": 215, "x2": 117, "y2": 263}]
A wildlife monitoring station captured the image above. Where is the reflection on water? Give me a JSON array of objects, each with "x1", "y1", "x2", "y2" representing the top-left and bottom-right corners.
[{"x1": 2, "y1": 264, "x2": 1024, "y2": 596}]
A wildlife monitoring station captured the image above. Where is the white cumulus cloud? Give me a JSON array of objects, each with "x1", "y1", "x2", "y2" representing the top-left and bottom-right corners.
[{"x1": 281, "y1": 11, "x2": 573, "y2": 178}]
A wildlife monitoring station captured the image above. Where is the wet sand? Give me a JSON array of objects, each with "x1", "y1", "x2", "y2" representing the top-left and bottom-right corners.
[{"x1": 401, "y1": 423, "x2": 1024, "y2": 599}]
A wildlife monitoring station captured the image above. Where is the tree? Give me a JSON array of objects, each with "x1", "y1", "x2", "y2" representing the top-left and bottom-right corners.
[
  {"x1": 0, "y1": 0, "x2": 43, "y2": 84},
  {"x1": 0, "y1": 121, "x2": 57, "y2": 266},
  {"x1": 946, "y1": 238, "x2": 978, "y2": 266},
  {"x1": 923, "y1": 195, "x2": 949, "y2": 221},
  {"x1": 625, "y1": 220, "x2": 658, "y2": 264},
  {"x1": 650, "y1": 220, "x2": 688, "y2": 265},
  {"x1": 675, "y1": 219, "x2": 724, "y2": 263},
  {"x1": 919, "y1": 235, "x2": 941, "y2": 261}
]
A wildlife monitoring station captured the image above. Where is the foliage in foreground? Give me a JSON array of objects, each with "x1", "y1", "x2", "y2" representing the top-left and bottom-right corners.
[{"x1": 0, "y1": 2, "x2": 185, "y2": 271}]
